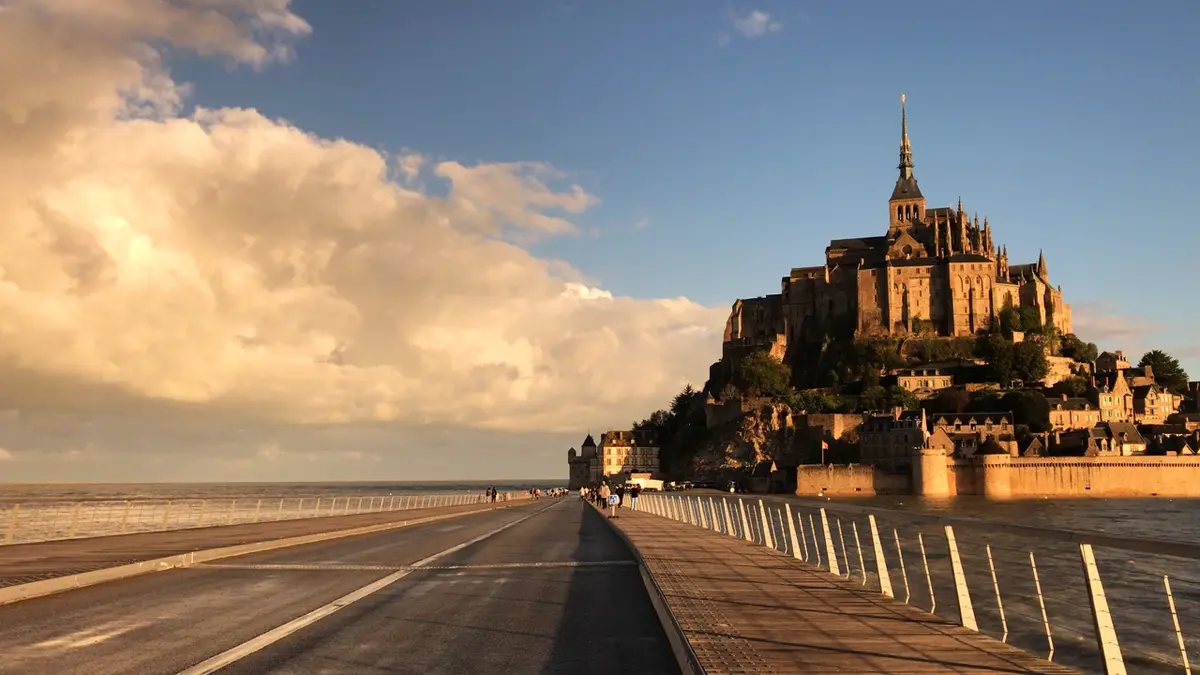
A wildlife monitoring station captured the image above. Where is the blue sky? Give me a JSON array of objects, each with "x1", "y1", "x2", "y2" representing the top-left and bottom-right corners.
[{"x1": 176, "y1": 0, "x2": 1200, "y2": 369}]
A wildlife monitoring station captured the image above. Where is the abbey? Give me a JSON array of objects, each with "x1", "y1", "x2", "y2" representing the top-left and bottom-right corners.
[{"x1": 723, "y1": 96, "x2": 1072, "y2": 362}]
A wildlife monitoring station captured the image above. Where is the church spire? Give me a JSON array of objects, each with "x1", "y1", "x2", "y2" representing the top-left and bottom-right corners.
[
  {"x1": 889, "y1": 94, "x2": 924, "y2": 204},
  {"x1": 899, "y1": 94, "x2": 914, "y2": 180}
]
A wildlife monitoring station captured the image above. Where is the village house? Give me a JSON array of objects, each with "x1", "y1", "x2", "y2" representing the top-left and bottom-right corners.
[
  {"x1": 859, "y1": 409, "x2": 1018, "y2": 470},
  {"x1": 894, "y1": 368, "x2": 953, "y2": 395},
  {"x1": 1046, "y1": 394, "x2": 1101, "y2": 430}
]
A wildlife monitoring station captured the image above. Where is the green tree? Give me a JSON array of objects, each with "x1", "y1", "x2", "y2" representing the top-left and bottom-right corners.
[
  {"x1": 786, "y1": 389, "x2": 840, "y2": 413},
  {"x1": 887, "y1": 385, "x2": 921, "y2": 410},
  {"x1": 931, "y1": 387, "x2": 971, "y2": 413},
  {"x1": 1017, "y1": 307, "x2": 1043, "y2": 333},
  {"x1": 997, "y1": 307, "x2": 1020, "y2": 338},
  {"x1": 1059, "y1": 333, "x2": 1098, "y2": 364},
  {"x1": 737, "y1": 351, "x2": 791, "y2": 397},
  {"x1": 998, "y1": 390, "x2": 1051, "y2": 433},
  {"x1": 1011, "y1": 341, "x2": 1049, "y2": 384},
  {"x1": 976, "y1": 333, "x2": 1015, "y2": 384},
  {"x1": 859, "y1": 385, "x2": 889, "y2": 412},
  {"x1": 1052, "y1": 375, "x2": 1089, "y2": 398},
  {"x1": 1139, "y1": 350, "x2": 1190, "y2": 393}
]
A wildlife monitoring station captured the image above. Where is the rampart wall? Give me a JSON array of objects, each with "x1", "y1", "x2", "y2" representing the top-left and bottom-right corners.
[{"x1": 797, "y1": 456, "x2": 1200, "y2": 498}]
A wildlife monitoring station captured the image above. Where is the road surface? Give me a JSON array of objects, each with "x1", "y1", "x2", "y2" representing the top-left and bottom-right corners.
[{"x1": 0, "y1": 499, "x2": 678, "y2": 675}]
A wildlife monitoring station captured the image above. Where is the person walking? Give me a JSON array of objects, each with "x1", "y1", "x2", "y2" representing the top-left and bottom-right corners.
[
  {"x1": 629, "y1": 483, "x2": 641, "y2": 511},
  {"x1": 615, "y1": 483, "x2": 626, "y2": 509}
]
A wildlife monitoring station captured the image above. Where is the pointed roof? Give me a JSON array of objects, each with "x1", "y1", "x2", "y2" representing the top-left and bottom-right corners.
[
  {"x1": 581, "y1": 434, "x2": 596, "y2": 447},
  {"x1": 890, "y1": 94, "x2": 924, "y2": 201},
  {"x1": 1037, "y1": 250, "x2": 1048, "y2": 279}
]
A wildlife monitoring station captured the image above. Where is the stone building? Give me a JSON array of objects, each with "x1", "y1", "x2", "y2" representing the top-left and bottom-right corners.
[
  {"x1": 566, "y1": 430, "x2": 659, "y2": 488},
  {"x1": 718, "y1": 96, "x2": 1072, "y2": 380},
  {"x1": 894, "y1": 368, "x2": 953, "y2": 394},
  {"x1": 1046, "y1": 394, "x2": 1102, "y2": 430},
  {"x1": 859, "y1": 408, "x2": 1017, "y2": 470}
]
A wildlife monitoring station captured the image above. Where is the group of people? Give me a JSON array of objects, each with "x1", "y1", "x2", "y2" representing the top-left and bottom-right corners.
[{"x1": 578, "y1": 482, "x2": 641, "y2": 516}]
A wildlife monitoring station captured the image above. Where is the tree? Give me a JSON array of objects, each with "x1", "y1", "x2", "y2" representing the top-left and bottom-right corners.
[
  {"x1": 1052, "y1": 375, "x2": 1089, "y2": 398},
  {"x1": 1139, "y1": 350, "x2": 1190, "y2": 393},
  {"x1": 1059, "y1": 333, "x2": 1098, "y2": 364},
  {"x1": 997, "y1": 307, "x2": 1020, "y2": 338},
  {"x1": 1017, "y1": 307, "x2": 1043, "y2": 333},
  {"x1": 786, "y1": 389, "x2": 840, "y2": 414},
  {"x1": 737, "y1": 351, "x2": 791, "y2": 397},
  {"x1": 998, "y1": 390, "x2": 1051, "y2": 433},
  {"x1": 859, "y1": 385, "x2": 889, "y2": 412},
  {"x1": 976, "y1": 333, "x2": 1015, "y2": 384},
  {"x1": 887, "y1": 385, "x2": 921, "y2": 410},
  {"x1": 1011, "y1": 341, "x2": 1049, "y2": 384},
  {"x1": 931, "y1": 387, "x2": 971, "y2": 413}
]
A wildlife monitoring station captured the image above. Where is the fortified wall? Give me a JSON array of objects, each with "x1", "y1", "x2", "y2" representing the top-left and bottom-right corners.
[{"x1": 798, "y1": 455, "x2": 1200, "y2": 498}]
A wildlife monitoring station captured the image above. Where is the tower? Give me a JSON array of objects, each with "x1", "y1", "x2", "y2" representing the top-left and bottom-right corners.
[{"x1": 888, "y1": 94, "x2": 927, "y2": 231}]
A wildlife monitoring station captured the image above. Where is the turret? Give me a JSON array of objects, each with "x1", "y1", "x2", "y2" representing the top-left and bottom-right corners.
[{"x1": 1037, "y1": 250, "x2": 1049, "y2": 282}]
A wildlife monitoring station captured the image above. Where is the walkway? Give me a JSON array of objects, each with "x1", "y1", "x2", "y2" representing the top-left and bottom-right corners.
[{"x1": 609, "y1": 507, "x2": 1077, "y2": 674}]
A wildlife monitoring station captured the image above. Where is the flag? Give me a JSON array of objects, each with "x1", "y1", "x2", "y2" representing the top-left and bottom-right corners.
[{"x1": 821, "y1": 440, "x2": 829, "y2": 450}]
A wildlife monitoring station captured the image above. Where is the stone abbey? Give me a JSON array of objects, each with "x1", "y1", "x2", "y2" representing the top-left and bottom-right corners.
[{"x1": 721, "y1": 96, "x2": 1072, "y2": 367}]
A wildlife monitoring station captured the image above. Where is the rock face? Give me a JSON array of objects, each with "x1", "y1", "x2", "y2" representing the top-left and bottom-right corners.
[
  {"x1": 692, "y1": 397, "x2": 865, "y2": 491},
  {"x1": 691, "y1": 398, "x2": 798, "y2": 483}
]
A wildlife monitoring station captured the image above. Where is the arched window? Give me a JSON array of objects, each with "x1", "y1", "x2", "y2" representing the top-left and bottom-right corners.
[{"x1": 896, "y1": 206, "x2": 903, "y2": 220}]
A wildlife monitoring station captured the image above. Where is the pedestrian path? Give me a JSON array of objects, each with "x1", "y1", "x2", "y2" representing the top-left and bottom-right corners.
[{"x1": 610, "y1": 508, "x2": 1077, "y2": 674}]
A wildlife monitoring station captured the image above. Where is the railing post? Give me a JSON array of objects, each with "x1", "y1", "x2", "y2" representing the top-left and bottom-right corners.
[
  {"x1": 276, "y1": 498, "x2": 284, "y2": 520},
  {"x1": 253, "y1": 498, "x2": 262, "y2": 523},
  {"x1": 4, "y1": 504, "x2": 19, "y2": 544},
  {"x1": 785, "y1": 504, "x2": 801, "y2": 561},
  {"x1": 986, "y1": 544, "x2": 1008, "y2": 642},
  {"x1": 795, "y1": 510, "x2": 810, "y2": 562},
  {"x1": 868, "y1": 515, "x2": 893, "y2": 598},
  {"x1": 944, "y1": 525, "x2": 977, "y2": 631},
  {"x1": 835, "y1": 519, "x2": 850, "y2": 578},
  {"x1": 893, "y1": 529, "x2": 909, "y2": 603},
  {"x1": 808, "y1": 514, "x2": 822, "y2": 568},
  {"x1": 1164, "y1": 575, "x2": 1191, "y2": 675},
  {"x1": 722, "y1": 499, "x2": 735, "y2": 537},
  {"x1": 920, "y1": 533, "x2": 935, "y2": 613},
  {"x1": 229, "y1": 499, "x2": 237, "y2": 524},
  {"x1": 198, "y1": 500, "x2": 208, "y2": 527},
  {"x1": 819, "y1": 508, "x2": 840, "y2": 576},
  {"x1": 757, "y1": 500, "x2": 774, "y2": 548},
  {"x1": 67, "y1": 502, "x2": 81, "y2": 538},
  {"x1": 851, "y1": 521, "x2": 867, "y2": 586},
  {"x1": 119, "y1": 501, "x2": 131, "y2": 534},
  {"x1": 1080, "y1": 543, "x2": 1126, "y2": 675},
  {"x1": 738, "y1": 499, "x2": 753, "y2": 542}
]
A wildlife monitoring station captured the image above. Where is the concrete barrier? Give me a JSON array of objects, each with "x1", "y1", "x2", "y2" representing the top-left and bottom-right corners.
[{"x1": 0, "y1": 500, "x2": 531, "y2": 607}]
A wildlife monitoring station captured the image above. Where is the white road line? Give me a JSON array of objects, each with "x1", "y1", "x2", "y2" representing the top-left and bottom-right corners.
[
  {"x1": 172, "y1": 502, "x2": 557, "y2": 675},
  {"x1": 197, "y1": 560, "x2": 636, "y2": 572}
]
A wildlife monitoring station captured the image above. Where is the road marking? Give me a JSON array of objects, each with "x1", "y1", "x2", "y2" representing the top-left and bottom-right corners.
[
  {"x1": 196, "y1": 560, "x2": 636, "y2": 572},
  {"x1": 172, "y1": 502, "x2": 557, "y2": 675}
]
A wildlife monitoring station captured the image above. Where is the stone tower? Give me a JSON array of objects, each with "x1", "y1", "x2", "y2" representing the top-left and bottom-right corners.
[{"x1": 888, "y1": 94, "x2": 927, "y2": 231}]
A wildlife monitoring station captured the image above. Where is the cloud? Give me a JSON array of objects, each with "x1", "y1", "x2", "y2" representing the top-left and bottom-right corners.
[
  {"x1": 1069, "y1": 301, "x2": 1162, "y2": 353},
  {"x1": 724, "y1": 10, "x2": 782, "y2": 43},
  {"x1": 0, "y1": 0, "x2": 727, "y2": 478},
  {"x1": 633, "y1": 218, "x2": 651, "y2": 230},
  {"x1": 0, "y1": 447, "x2": 12, "y2": 461}
]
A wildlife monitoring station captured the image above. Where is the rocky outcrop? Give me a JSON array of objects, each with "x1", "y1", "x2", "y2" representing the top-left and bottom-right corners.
[{"x1": 691, "y1": 397, "x2": 798, "y2": 479}]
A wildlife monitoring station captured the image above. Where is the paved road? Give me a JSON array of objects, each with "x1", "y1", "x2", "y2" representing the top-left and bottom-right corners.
[{"x1": 0, "y1": 499, "x2": 678, "y2": 675}]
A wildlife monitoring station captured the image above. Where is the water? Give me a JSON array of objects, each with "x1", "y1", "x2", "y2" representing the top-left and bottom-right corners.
[
  {"x1": 772, "y1": 494, "x2": 1200, "y2": 674},
  {"x1": 0, "y1": 481, "x2": 564, "y2": 547},
  {"x1": 0, "y1": 480, "x2": 563, "y2": 504}
]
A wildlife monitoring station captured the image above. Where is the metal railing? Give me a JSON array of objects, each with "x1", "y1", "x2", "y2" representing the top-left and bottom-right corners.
[
  {"x1": 635, "y1": 492, "x2": 1200, "y2": 675},
  {"x1": 0, "y1": 492, "x2": 519, "y2": 546}
]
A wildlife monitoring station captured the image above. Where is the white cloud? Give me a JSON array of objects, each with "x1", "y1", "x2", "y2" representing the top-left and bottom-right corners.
[
  {"x1": 1070, "y1": 301, "x2": 1162, "y2": 354},
  {"x1": 634, "y1": 217, "x2": 651, "y2": 230},
  {"x1": 0, "y1": 0, "x2": 725, "y2": 479},
  {"x1": 731, "y1": 10, "x2": 782, "y2": 40},
  {"x1": 0, "y1": 447, "x2": 12, "y2": 461}
]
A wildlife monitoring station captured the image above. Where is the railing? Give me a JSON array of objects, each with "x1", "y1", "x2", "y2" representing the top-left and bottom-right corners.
[
  {"x1": 0, "y1": 492, "x2": 518, "y2": 546},
  {"x1": 636, "y1": 491, "x2": 1200, "y2": 675}
]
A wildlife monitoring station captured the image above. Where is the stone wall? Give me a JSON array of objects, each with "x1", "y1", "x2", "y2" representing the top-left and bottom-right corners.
[
  {"x1": 806, "y1": 455, "x2": 1200, "y2": 498},
  {"x1": 1043, "y1": 355, "x2": 1077, "y2": 387},
  {"x1": 795, "y1": 464, "x2": 911, "y2": 496}
]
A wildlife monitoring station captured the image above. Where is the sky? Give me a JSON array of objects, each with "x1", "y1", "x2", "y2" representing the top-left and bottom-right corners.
[{"x1": 0, "y1": 0, "x2": 1197, "y2": 483}]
